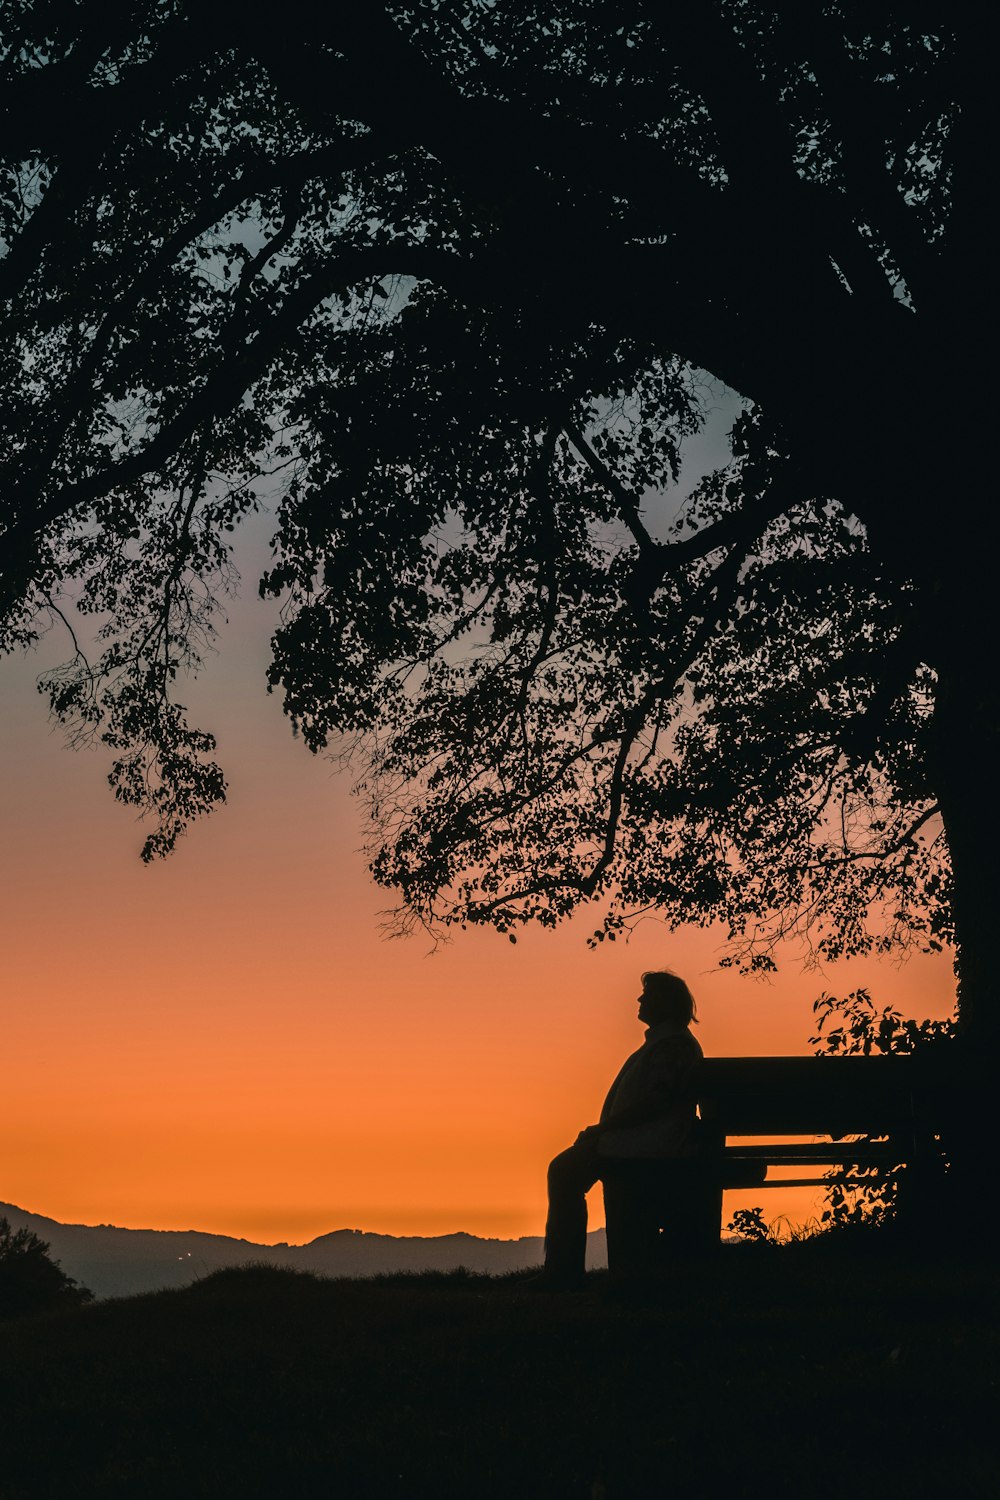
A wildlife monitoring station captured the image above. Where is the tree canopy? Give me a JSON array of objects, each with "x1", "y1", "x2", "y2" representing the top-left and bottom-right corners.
[
  {"x1": 0, "y1": 1216, "x2": 92, "y2": 1318},
  {"x1": 1, "y1": 3, "x2": 989, "y2": 1021}
]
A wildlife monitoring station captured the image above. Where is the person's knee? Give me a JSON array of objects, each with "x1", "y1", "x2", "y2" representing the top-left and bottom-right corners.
[
  {"x1": 548, "y1": 1147, "x2": 577, "y2": 1187},
  {"x1": 548, "y1": 1143, "x2": 594, "y2": 1193}
]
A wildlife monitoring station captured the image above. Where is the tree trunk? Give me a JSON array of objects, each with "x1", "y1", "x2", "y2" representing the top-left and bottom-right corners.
[
  {"x1": 932, "y1": 661, "x2": 1000, "y2": 1043},
  {"x1": 928, "y1": 650, "x2": 1000, "y2": 1241}
]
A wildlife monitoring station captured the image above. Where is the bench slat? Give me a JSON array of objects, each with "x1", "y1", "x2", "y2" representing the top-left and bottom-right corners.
[
  {"x1": 723, "y1": 1143, "x2": 904, "y2": 1165},
  {"x1": 743, "y1": 1175, "x2": 901, "y2": 1189}
]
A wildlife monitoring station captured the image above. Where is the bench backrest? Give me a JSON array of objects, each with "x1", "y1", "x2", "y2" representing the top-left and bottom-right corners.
[{"x1": 696, "y1": 1054, "x2": 962, "y2": 1137}]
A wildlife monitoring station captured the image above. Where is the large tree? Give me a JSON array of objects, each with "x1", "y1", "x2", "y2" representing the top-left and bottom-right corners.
[{"x1": 1, "y1": 4, "x2": 988, "y2": 1036}]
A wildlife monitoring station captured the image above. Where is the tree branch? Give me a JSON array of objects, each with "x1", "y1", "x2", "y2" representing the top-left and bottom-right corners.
[
  {"x1": 1, "y1": 240, "x2": 436, "y2": 591},
  {"x1": 563, "y1": 420, "x2": 656, "y2": 556}
]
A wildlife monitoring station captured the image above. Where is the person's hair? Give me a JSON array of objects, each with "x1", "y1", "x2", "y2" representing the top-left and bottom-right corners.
[{"x1": 640, "y1": 971, "x2": 697, "y2": 1026}]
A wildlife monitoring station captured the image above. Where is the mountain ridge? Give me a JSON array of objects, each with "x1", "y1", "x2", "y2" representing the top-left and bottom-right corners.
[{"x1": 0, "y1": 1201, "x2": 607, "y2": 1298}]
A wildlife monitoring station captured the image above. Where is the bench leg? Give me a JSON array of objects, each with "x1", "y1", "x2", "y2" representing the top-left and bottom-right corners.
[
  {"x1": 603, "y1": 1177, "x2": 663, "y2": 1280},
  {"x1": 603, "y1": 1172, "x2": 722, "y2": 1280},
  {"x1": 662, "y1": 1177, "x2": 722, "y2": 1259}
]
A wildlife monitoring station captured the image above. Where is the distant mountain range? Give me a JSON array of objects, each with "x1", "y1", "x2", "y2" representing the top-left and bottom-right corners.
[{"x1": 1, "y1": 1202, "x2": 607, "y2": 1299}]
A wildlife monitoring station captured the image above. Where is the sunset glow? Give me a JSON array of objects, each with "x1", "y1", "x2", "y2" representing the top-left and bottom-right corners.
[{"x1": 0, "y1": 574, "x2": 956, "y2": 1245}]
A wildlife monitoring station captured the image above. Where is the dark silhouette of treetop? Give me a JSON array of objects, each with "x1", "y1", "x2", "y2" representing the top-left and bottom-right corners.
[
  {"x1": 1, "y1": 3, "x2": 992, "y2": 1030},
  {"x1": 0, "y1": 1216, "x2": 92, "y2": 1318}
]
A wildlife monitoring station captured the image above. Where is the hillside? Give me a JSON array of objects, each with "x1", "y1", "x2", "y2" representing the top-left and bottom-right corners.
[
  {"x1": 0, "y1": 1253, "x2": 996, "y2": 1498},
  {"x1": 0, "y1": 1202, "x2": 605, "y2": 1298}
]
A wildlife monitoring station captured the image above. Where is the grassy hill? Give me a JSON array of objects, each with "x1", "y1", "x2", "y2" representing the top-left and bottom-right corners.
[{"x1": 0, "y1": 1247, "x2": 996, "y2": 1498}]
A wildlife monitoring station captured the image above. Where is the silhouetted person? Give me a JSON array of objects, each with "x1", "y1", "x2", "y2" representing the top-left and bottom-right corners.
[{"x1": 541, "y1": 970, "x2": 703, "y2": 1287}]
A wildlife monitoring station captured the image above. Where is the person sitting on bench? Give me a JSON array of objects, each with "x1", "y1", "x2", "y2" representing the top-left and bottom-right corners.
[{"x1": 540, "y1": 970, "x2": 703, "y2": 1288}]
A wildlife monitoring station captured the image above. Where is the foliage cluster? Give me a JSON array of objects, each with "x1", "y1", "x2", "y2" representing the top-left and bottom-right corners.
[
  {"x1": 0, "y1": 2, "x2": 970, "y2": 981},
  {"x1": 726, "y1": 1205, "x2": 776, "y2": 1244},
  {"x1": 809, "y1": 988, "x2": 956, "y2": 1228},
  {"x1": 0, "y1": 1215, "x2": 92, "y2": 1320}
]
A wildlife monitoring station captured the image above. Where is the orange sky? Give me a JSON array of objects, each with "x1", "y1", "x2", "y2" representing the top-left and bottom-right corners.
[
  {"x1": 0, "y1": 408, "x2": 958, "y2": 1246},
  {"x1": 0, "y1": 588, "x2": 957, "y2": 1245}
]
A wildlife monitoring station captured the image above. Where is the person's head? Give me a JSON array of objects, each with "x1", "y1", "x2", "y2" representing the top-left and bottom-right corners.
[{"x1": 636, "y1": 971, "x2": 697, "y2": 1029}]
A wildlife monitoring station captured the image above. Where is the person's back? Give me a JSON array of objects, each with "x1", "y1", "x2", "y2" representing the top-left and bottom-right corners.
[{"x1": 598, "y1": 1022, "x2": 703, "y2": 1159}]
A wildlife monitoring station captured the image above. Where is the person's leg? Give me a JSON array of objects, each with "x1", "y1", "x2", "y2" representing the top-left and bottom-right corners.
[{"x1": 543, "y1": 1141, "x2": 600, "y2": 1282}]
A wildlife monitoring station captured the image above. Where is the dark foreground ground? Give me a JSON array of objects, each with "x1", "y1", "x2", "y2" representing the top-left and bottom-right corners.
[{"x1": 0, "y1": 1244, "x2": 996, "y2": 1499}]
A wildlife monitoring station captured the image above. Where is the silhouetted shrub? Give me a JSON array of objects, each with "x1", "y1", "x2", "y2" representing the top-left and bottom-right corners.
[
  {"x1": 726, "y1": 1206, "x2": 776, "y2": 1245},
  {"x1": 0, "y1": 1217, "x2": 93, "y2": 1319},
  {"x1": 810, "y1": 990, "x2": 956, "y2": 1229}
]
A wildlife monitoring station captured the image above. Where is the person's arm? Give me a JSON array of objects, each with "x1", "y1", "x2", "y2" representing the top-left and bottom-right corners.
[
  {"x1": 592, "y1": 1090, "x2": 674, "y2": 1133},
  {"x1": 573, "y1": 1087, "x2": 674, "y2": 1143}
]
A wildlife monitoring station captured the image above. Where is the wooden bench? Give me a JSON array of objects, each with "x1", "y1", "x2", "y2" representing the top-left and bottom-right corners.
[{"x1": 601, "y1": 1053, "x2": 960, "y2": 1275}]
